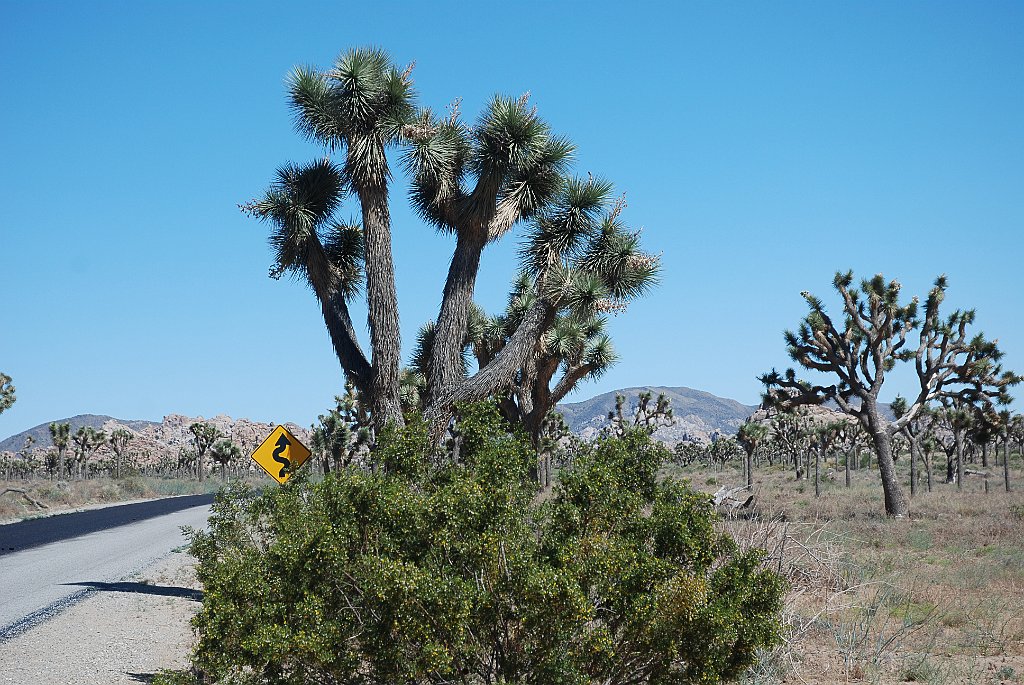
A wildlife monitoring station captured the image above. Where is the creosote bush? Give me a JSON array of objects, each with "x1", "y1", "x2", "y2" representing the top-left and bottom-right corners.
[{"x1": 179, "y1": 403, "x2": 784, "y2": 684}]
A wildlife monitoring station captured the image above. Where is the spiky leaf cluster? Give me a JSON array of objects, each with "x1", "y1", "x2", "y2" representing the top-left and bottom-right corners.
[
  {"x1": 289, "y1": 47, "x2": 415, "y2": 188},
  {"x1": 404, "y1": 94, "x2": 572, "y2": 237},
  {"x1": 243, "y1": 160, "x2": 364, "y2": 300},
  {"x1": 524, "y1": 184, "x2": 659, "y2": 321}
]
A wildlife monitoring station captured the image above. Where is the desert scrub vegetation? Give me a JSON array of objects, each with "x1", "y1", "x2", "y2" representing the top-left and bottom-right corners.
[
  {"x1": 162, "y1": 403, "x2": 784, "y2": 685},
  {"x1": 708, "y1": 464, "x2": 1024, "y2": 684}
]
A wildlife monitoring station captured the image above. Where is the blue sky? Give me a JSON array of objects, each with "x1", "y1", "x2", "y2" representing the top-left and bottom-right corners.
[{"x1": 2, "y1": 1, "x2": 1022, "y2": 438}]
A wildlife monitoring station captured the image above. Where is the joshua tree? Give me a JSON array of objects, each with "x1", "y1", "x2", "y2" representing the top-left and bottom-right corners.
[
  {"x1": 108, "y1": 428, "x2": 135, "y2": 480},
  {"x1": 72, "y1": 426, "x2": 106, "y2": 479},
  {"x1": 0, "y1": 372, "x2": 14, "y2": 415},
  {"x1": 768, "y1": 409, "x2": 812, "y2": 479},
  {"x1": 891, "y1": 397, "x2": 934, "y2": 497},
  {"x1": 736, "y1": 421, "x2": 769, "y2": 488},
  {"x1": 919, "y1": 433, "x2": 939, "y2": 493},
  {"x1": 1013, "y1": 415, "x2": 1024, "y2": 466},
  {"x1": 535, "y1": 410, "x2": 571, "y2": 488},
  {"x1": 673, "y1": 441, "x2": 704, "y2": 467},
  {"x1": 48, "y1": 422, "x2": 70, "y2": 480},
  {"x1": 761, "y1": 272, "x2": 1018, "y2": 517},
  {"x1": 251, "y1": 47, "x2": 659, "y2": 443},
  {"x1": 809, "y1": 421, "x2": 848, "y2": 498},
  {"x1": 969, "y1": 404, "x2": 1001, "y2": 469},
  {"x1": 709, "y1": 436, "x2": 743, "y2": 471},
  {"x1": 189, "y1": 422, "x2": 221, "y2": 482},
  {"x1": 605, "y1": 390, "x2": 673, "y2": 439},
  {"x1": 311, "y1": 410, "x2": 348, "y2": 475},
  {"x1": 17, "y1": 436, "x2": 38, "y2": 479},
  {"x1": 935, "y1": 400, "x2": 976, "y2": 491},
  {"x1": 209, "y1": 439, "x2": 242, "y2": 482},
  {"x1": 311, "y1": 387, "x2": 372, "y2": 473}
]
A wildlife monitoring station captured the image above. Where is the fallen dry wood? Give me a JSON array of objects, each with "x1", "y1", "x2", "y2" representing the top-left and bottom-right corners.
[
  {"x1": 0, "y1": 488, "x2": 49, "y2": 510},
  {"x1": 964, "y1": 469, "x2": 993, "y2": 478}
]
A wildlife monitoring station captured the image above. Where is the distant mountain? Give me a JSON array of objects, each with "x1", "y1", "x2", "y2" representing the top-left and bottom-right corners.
[
  {"x1": 1, "y1": 386, "x2": 887, "y2": 455},
  {"x1": 0, "y1": 415, "x2": 158, "y2": 452},
  {"x1": 558, "y1": 386, "x2": 758, "y2": 444}
]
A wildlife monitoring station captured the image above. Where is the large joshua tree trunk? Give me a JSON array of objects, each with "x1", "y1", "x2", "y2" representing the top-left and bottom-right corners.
[
  {"x1": 357, "y1": 187, "x2": 405, "y2": 433},
  {"x1": 426, "y1": 299, "x2": 556, "y2": 437},
  {"x1": 869, "y1": 429, "x2": 909, "y2": 517},
  {"x1": 864, "y1": 403, "x2": 909, "y2": 517},
  {"x1": 428, "y1": 232, "x2": 487, "y2": 402}
]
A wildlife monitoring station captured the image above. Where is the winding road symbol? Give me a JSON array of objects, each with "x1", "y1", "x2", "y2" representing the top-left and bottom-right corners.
[{"x1": 272, "y1": 434, "x2": 291, "y2": 477}]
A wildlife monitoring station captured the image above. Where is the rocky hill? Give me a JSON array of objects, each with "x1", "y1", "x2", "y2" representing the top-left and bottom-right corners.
[
  {"x1": 557, "y1": 386, "x2": 758, "y2": 445},
  {"x1": 0, "y1": 414, "x2": 309, "y2": 466}
]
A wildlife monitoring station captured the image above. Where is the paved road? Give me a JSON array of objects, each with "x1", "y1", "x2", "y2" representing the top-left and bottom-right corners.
[
  {"x1": 0, "y1": 493, "x2": 215, "y2": 555},
  {"x1": 0, "y1": 497, "x2": 212, "y2": 641}
]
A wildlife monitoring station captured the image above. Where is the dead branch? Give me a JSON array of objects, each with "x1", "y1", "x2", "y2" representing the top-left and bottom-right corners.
[{"x1": 0, "y1": 487, "x2": 48, "y2": 510}]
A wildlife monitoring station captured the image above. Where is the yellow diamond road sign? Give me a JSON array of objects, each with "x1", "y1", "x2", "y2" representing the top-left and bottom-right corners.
[{"x1": 251, "y1": 425, "x2": 311, "y2": 484}]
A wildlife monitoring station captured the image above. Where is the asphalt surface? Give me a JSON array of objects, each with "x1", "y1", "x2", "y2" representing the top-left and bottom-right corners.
[
  {"x1": 0, "y1": 497, "x2": 212, "y2": 641},
  {"x1": 0, "y1": 493, "x2": 215, "y2": 556}
]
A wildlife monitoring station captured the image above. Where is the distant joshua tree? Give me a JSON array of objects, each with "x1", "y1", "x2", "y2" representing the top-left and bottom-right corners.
[
  {"x1": 209, "y1": 439, "x2": 242, "y2": 482},
  {"x1": 72, "y1": 426, "x2": 106, "y2": 479},
  {"x1": 606, "y1": 390, "x2": 673, "y2": 438},
  {"x1": 109, "y1": 428, "x2": 135, "y2": 480},
  {"x1": 891, "y1": 398, "x2": 938, "y2": 495},
  {"x1": 311, "y1": 386, "x2": 372, "y2": 473},
  {"x1": 48, "y1": 422, "x2": 71, "y2": 480},
  {"x1": 761, "y1": 272, "x2": 1018, "y2": 517},
  {"x1": 189, "y1": 422, "x2": 221, "y2": 482},
  {"x1": 736, "y1": 421, "x2": 769, "y2": 488}
]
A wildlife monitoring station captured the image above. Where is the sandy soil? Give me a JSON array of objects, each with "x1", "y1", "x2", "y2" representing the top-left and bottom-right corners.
[{"x1": 0, "y1": 551, "x2": 200, "y2": 685}]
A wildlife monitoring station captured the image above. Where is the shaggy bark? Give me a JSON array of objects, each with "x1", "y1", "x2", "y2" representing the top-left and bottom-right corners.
[
  {"x1": 357, "y1": 186, "x2": 405, "y2": 433},
  {"x1": 427, "y1": 231, "x2": 487, "y2": 401},
  {"x1": 321, "y1": 292, "x2": 371, "y2": 395},
  {"x1": 426, "y1": 299, "x2": 555, "y2": 437}
]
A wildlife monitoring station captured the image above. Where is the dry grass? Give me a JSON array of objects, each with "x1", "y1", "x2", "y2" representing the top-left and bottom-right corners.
[
  {"x1": 0, "y1": 476, "x2": 221, "y2": 523},
  {"x1": 672, "y1": 461, "x2": 1024, "y2": 684}
]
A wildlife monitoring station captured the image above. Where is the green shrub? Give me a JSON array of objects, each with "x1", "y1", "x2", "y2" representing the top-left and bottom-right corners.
[{"x1": 186, "y1": 403, "x2": 785, "y2": 684}]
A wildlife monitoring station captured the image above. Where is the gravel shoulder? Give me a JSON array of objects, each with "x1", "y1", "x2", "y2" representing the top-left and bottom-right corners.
[{"x1": 0, "y1": 551, "x2": 201, "y2": 685}]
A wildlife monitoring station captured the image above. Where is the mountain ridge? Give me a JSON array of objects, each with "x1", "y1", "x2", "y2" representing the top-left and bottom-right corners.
[
  {"x1": 0, "y1": 415, "x2": 160, "y2": 452},
  {"x1": 557, "y1": 385, "x2": 758, "y2": 444}
]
